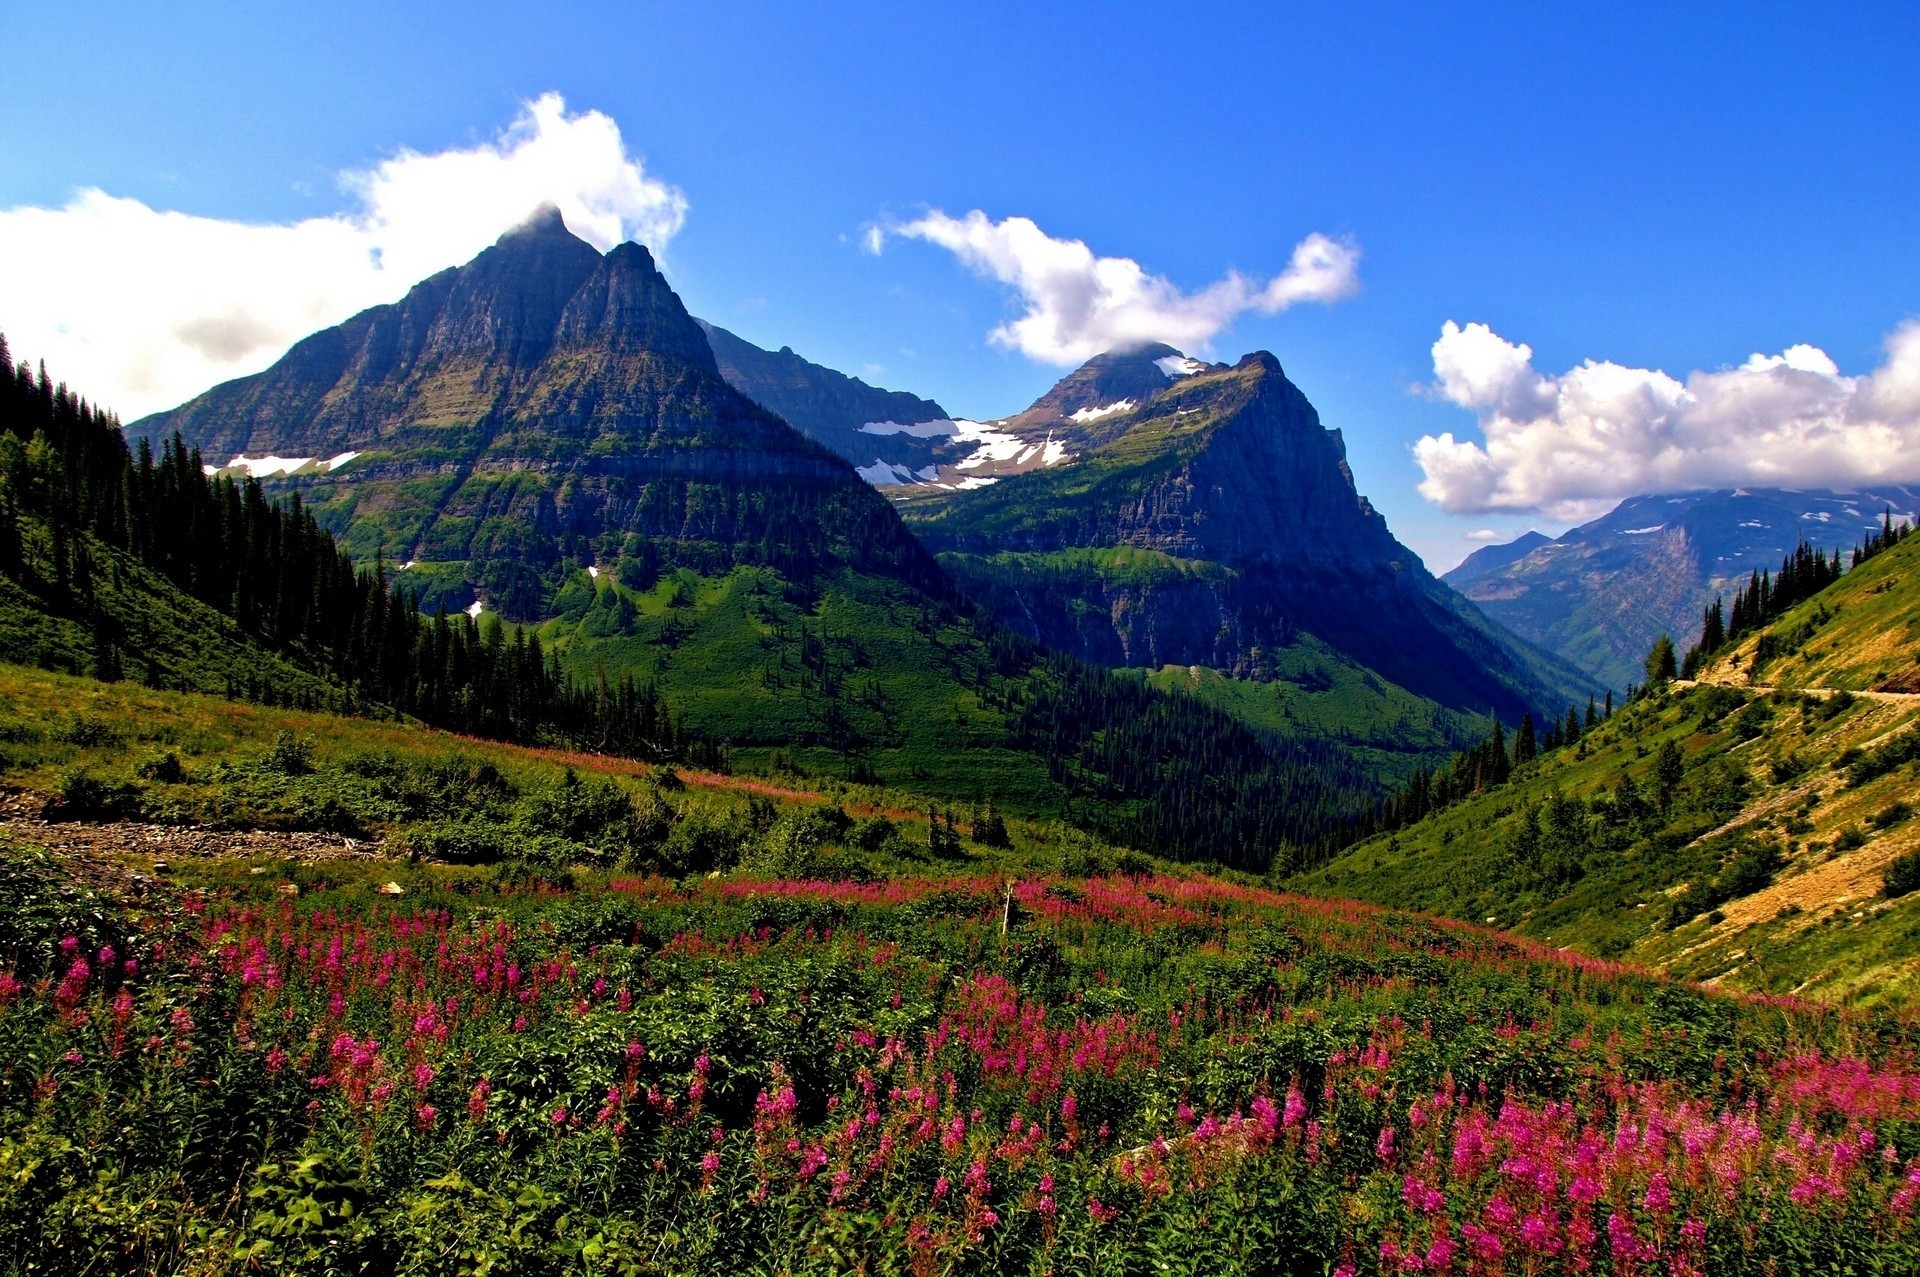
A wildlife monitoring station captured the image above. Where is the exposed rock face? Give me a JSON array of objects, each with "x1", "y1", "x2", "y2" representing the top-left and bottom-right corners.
[
  {"x1": 907, "y1": 351, "x2": 1596, "y2": 720},
  {"x1": 697, "y1": 320, "x2": 954, "y2": 479},
  {"x1": 1444, "y1": 487, "x2": 1920, "y2": 690},
  {"x1": 129, "y1": 207, "x2": 942, "y2": 616},
  {"x1": 1005, "y1": 343, "x2": 1209, "y2": 433}
]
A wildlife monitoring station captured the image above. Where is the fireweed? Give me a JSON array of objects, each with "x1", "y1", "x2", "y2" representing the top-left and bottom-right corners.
[{"x1": 0, "y1": 872, "x2": 1916, "y2": 1273}]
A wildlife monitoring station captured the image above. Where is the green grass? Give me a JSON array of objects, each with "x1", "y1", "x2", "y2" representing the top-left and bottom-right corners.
[
  {"x1": 0, "y1": 660, "x2": 1155, "y2": 882},
  {"x1": 535, "y1": 564, "x2": 1062, "y2": 806},
  {"x1": 1705, "y1": 529, "x2": 1920, "y2": 692},
  {"x1": 0, "y1": 519, "x2": 340, "y2": 705},
  {"x1": 1297, "y1": 676, "x2": 1920, "y2": 1009}
]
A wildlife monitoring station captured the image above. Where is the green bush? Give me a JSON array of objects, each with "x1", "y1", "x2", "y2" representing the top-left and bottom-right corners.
[
  {"x1": 393, "y1": 818, "x2": 517, "y2": 864},
  {"x1": 49, "y1": 770, "x2": 143, "y2": 820},
  {"x1": 258, "y1": 730, "x2": 315, "y2": 776},
  {"x1": 1885, "y1": 850, "x2": 1920, "y2": 898},
  {"x1": 134, "y1": 751, "x2": 188, "y2": 783},
  {"x1": 1870, "y1": 801, "x2": 1912, "y2": 830}
]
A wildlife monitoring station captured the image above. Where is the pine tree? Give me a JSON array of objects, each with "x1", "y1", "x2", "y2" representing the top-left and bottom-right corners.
[
  {"x1": 971, "y1": 800, "x2": 1011, "y2": 849},
  {"x1": 1654, "y1": 739, "x2": 1684, "y2": 810},
  {"x1": 1644, "y1": 634, "x2": 1677, "y2": 685},
  {"x1": 1512, "y1": 713, "x2": 1536, "y2": 766}
]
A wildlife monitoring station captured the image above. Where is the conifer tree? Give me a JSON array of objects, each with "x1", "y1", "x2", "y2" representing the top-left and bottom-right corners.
[
  {"x1": 1654, "y1": 739, "x2": 1684, "y2": 810},
  {"x1": 1644, "y1": 634, "x2": 1677, "y2": 685},
  {"x1": 1512, "y1": 713, "x2": 1536, "y2": 766}
]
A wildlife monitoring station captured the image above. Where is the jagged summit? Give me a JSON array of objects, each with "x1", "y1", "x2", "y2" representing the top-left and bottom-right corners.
[
  {"x1": 840, "y1": 342, "x2": 1227, "y2": 490},
  {"x1": 127, "y1": 215, "x2": 936, "y2": 618}
]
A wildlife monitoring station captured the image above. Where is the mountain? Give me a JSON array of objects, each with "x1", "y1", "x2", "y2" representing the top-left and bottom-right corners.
[
  {"x1": 1444, "y1": 487, "x2": 1920, "y2": 691},
  {"x1": 130, "y1": 206, "x2": 947, "y2": 618},
  {"x1": 1302, "y1": 527, "x2": 1920, "y2": 1010},
  {"x1": 696, "y1": 320, "x2": 961, "y2": 485},
  {"x1": 1444, "y1": 530, "x2": 1550, "y2": 587},
  {"x1": 899, "y1": 348, "x2": 1598, "y2": 728},
  {"x1": 118, "y1": 211, "x2": 1394, "y2": 867}
]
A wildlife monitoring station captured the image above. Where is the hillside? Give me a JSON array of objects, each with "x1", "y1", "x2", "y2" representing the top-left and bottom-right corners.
[
  {"x1": 1301, "y1": 530, "x2": 1920, "y2": 1010},
  {"x1": 5, "y1": 661, "x2": 1920, "y2": 1272},
  {"x1": 1445, "y1": 487, "x2": 1920, "y2": 690},
  {"x1": 901, "y1": 350, "x2": 1598, "y2": 727}
]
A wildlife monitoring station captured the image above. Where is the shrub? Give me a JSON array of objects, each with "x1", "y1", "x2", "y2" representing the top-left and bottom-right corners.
[
  {"x1": 259, "y1": 730, "x2": 315, "y2": 776},
  {"x1": 1849, "y1": 731, "x2": 1920, "y2": 787},
  {"x1": 134, "y1": 751, "x2": 188, "y2": 783},
  {"x1": 1695, "y1": 686, "x2": 1746, "y2": 729},
  {"x1": 663, "y1": 811, "x2": 749, "y2": 875},
  {"x1": 49, "y1": 770, "x2": 143, "y2": 820},
  {"x1": 1885, "y1": 850, "x2": 1920, "y2": 898},
  {"x1": 1834, "y1": 827, "x2": 1867, "y2": 853},
  {"x1": 1768, "y1": 753, "x2": 1809, "y2": 784},
  {"x1": 1870, "y1": 801, "x2": 1912, "y2": 830},
  {"x1": 850, "y1": 815, "x2": 903, "y2": 853},
  {"x1": 60, "y1": 715, "x2": 120, "y2": 747},
  {"x1": 393, "y1": 818, "x2": 516, "y2": 864}
]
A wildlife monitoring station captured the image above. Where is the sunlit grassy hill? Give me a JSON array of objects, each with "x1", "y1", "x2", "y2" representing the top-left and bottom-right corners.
[
  {"x1": 1298, "y1": 532, "x2": 1920, "y2": 1010},
  {"x1": 1694, "y1": 524, "x2": 1920, "y2": 693}
]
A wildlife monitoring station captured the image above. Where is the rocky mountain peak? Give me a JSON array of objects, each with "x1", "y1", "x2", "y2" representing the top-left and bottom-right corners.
[
  {"x1": 555, "y1": 241, "x2": 716, "y2": 370},
  {"x1": 1016, "y1": 342, "x2": 1204, "y2": 429}
]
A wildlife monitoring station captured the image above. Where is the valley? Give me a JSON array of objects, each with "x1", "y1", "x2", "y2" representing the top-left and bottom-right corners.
[{"x1": 2, "y1": 196, "x2": 1917, "y2": 1277}]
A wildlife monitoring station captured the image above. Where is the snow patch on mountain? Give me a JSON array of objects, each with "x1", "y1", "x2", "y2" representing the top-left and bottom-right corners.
[
  {"x1": 859, "y1": 419, "x2": 960, "y2": 438},
  {"x1": 205, "y1": 451, "x2": 360, "y2": 480},
  {"x1": 857, "y1": 459, "x2": 921, "y2": 485},
  {"x1": 1069, "y1": 399, "x2": 1133, "y2": 423}
]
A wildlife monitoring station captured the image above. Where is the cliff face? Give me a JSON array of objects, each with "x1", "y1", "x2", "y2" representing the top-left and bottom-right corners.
[
  {"x1": 130, "y1": 207, "x2": 942, "y2": 616},
  {"x1": 905, "y1": 351, "x2": 1596, "y2": 720}
]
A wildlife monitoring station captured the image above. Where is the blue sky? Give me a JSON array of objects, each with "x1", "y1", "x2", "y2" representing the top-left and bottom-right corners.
[{"x1": 1, "y1": 1, "x2": 1916, "y2": 568}]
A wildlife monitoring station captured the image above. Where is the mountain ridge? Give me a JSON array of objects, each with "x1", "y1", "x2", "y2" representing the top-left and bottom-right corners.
[{"x1": 1445, "y1": 487, "x2": 1920, "y2": 690}]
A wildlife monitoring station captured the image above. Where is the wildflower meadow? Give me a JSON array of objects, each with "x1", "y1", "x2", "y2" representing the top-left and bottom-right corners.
[{"x1": 4, "y1": 864, "x2": 1920, "y2": 1274}]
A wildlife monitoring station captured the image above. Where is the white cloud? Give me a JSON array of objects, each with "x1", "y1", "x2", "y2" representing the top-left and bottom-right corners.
[
  {"x1": 872, "y1": 209, "x2": 1358, "y2": 364},
  {"x1": 0, "y1": 93, "x2": 685, "y2": 420},
  {"x1": 1415, "y1": 320, "x2": 1920, "y2": 520},
  {"x1": 1463, "y1": 528, "x2": 1510, "y2": 542}
]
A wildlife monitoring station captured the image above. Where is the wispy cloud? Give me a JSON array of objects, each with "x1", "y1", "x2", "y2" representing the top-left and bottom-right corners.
[
  {"x1": 871, "y1": 209, "x2": 1359, "y2": 364},
  {"x1": 1415, "y1": 320, "x2": 1920, "y2": 520},
  {"x1": 0, "y1": 93, "x2": 685, "y2": 419}
]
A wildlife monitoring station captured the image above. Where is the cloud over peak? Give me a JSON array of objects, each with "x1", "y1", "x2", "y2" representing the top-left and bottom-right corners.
[
  {"x1": 0, "y1": 93, "x2": 685, "y2": 420},
  {"x1": 873, "y1": 209, "x2": 1359, "y2": 365},
  {"x1": 1415, "y1": 320, "x2": 1920, "y2": 520}
]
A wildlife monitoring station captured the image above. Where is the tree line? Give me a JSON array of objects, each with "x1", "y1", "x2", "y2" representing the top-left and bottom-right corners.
[
  {"x1": 1313, "y1": 691, "x2": 1614, "y2": 860},
  {"x1": 0, "y1": 334, "x2": 698, "y2": 761}
]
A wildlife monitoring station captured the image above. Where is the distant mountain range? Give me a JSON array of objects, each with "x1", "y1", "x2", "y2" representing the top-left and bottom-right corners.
[{"x1": 1445, "y1": 487, "x2": 1920, "y2": 690}]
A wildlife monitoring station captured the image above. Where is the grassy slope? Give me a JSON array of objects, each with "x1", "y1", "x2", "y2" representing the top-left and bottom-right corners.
[
  {"x1": 0, "y1": 516, "x2": 342, "y2": 704},
  {"x1": 1146, "y1": 659, "x2": 1486, "y2": 785},
  {"x1": 533, "y1": 563, "x2": 1054, "y2": 803},
  {"x1": 1700, "y1": 530, "x2": 1920, "y2": 693},
  {"x1": 0, "y1": 661, "x2": 1124, "y2": 876},
  {"x1": 1295, "y1": 534, "x2": 1920, "y2": 1011}
]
